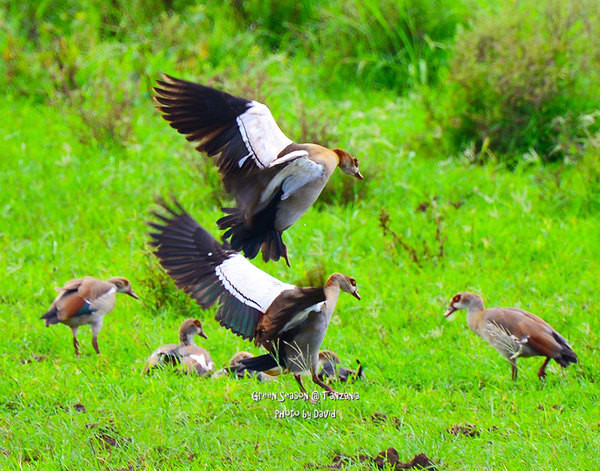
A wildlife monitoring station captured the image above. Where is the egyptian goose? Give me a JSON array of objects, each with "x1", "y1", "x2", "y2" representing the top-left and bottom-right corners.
[
  {"x1": 41, "y1": 276, "x2": 138, "y2": 356},
  {"x1": 148, "y1": 200, "x2": 361, "y2": 394},
  {"x1": 153, "y1": 75, "x2": 363, "y2": 265},
  {"x1": 145, "y1": 318, "x2": 215, "y2": 376},
  {"x1": 444, "y1": 292, "x2": 578, "y2": 380},
  {"x1": 212, "y1": 351, "x2": 274, "y2": 382},
  {"x1": 317, "y1": 350, "x2": 364, "y2": 383}
]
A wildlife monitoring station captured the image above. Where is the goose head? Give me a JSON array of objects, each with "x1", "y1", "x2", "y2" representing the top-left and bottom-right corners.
[
  {"x1": 334, "y1": 149, "x2": 363, "y2": 180},
  {"x1": 444, "y1": 292, "x2": 484, "y2": 317},
  {"x1": 179, "y1": 318, "x2": 208, "y2": 344},
  {"x1": 318, "y1": 350, "x2": 340, "y2": 367},
  {"x1": 229, "y1": 351, "x2": 253, "y2": 368},
  {"x1": 108, "y1": 277, "x2": 139, "y2": 299},
  {"x1": 328, "y1": 273, "x2": 361, "y2": 300}
]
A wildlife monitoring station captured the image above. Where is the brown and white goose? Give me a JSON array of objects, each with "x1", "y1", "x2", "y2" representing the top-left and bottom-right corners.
[
  {"x1": 145, "y1": 318, "x2": 215, "y2": 376},
  {"x1": 41, "y1": 276, "x2": 138, "y2": 356},
  {"x1": 212, "y1": 351, "x2": 274, "y2": 382},
  {"x1": 444, "y1": 292, "x2": 577, "y2": 380},
  {"x1": 317, "y1": 350, "x2": 364, "y2": 383},
  {"x1": 153, "y1": 75, "x2": 363, "y2": 265},
  {"x1": 148, "y1": 200, "x2": 361, "y2": 394}
]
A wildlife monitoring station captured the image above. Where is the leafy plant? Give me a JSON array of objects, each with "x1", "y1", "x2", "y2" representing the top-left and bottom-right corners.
[
  {"x1": 443, "y1": 0, "x2": 600, "y2": 164},
  {"x1": 304, "y1": 0, "x2": 470, "y2": 91},
  {"x1": 229, "y1": 0, "x2": 316, "y2": 49}
]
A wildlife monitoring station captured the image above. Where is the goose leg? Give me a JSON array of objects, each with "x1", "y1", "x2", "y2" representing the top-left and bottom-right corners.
[
  {"x1": 538, "y1": 357, "x2": 551, "y2": 380},
  {"x1": 282, "y1": 242, "x2": 290, "y2": 268},
  {"x1": 92, "y1": 336, "x2": 100, "y2": 355},
  {"x1": 71, "y1": 327, "x2": 80, "y2": 358},
  {"x1": 294, "y1": 374, "x2": 306, "y2": 393},
  {"x1": 91, "y1": 321, "x2": 102, "y2": 355},
  {"x1": 510, "y1": 361, "x2": 518, "y2": 380},
  {"x1": 312, "y1": 373, "x2": 338, "y2": 395}
]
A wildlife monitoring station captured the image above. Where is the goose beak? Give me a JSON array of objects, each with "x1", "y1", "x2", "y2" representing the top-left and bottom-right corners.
[
  {"x1": 200, "y1": 331, "x2": 208, "y2": 339},
  {"x1": 355, "y1": 170, "x2": 364, "y2": 180},
  {"x1": 352, "y1": 290, "x2": 361, "y2": 300},
  {"x1": 128, "y1": 290, "x2": 139, "y2": 300},
  {"x1": 444, "y1": 305, "x2": 457, "y2": 318}
]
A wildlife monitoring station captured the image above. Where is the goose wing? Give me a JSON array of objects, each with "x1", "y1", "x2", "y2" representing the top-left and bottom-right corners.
[
  {"x1": 148, "y1": 200, "x2": 294, "y2": 340},
  {"x1": 51, "y1": 277, "x2": 113, "y2": 321},
  {"x1": 483, "y1": 308, "x2": 569, "y2": 358},
  {"x1": 254, "y1": 286, "x2": 325, "y2": 349},
  {"x1": 154, "y1": 75, "x2": 308, "y2": 199}
]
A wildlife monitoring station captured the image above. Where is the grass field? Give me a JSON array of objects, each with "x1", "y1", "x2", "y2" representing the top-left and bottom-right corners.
[{"x1": 2, "y1": 1, "x2": 600, "y2": 469}]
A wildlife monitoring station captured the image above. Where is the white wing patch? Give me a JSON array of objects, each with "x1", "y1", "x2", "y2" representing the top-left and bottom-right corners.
[
  {"x1": 259, "y1": 157, "x2": 325, "y2": 205},
  {"x1": 87, "y1": 285, "x2": 116, "y2": 304},
  {"x1": 280, "y1": 302, "x2": 324, "y2": 333},
  {"x1": 189, "y1": 354, "x2": 214, "y2": 371},
  {"x1": 236, "y1": 101, "x2": 293, "y2": 169},
  {"x1": 269, "y1": 149, "x2": 309, "y2": 167},
  {"x1": 281, "y1": 159, "x2": 325, "y2": 200},
  {"x1": 215, "y1": 253, "x2": 294, "y2": 312}
]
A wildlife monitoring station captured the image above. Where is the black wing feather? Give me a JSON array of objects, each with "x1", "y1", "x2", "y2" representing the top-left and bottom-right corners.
[
  {"x1": 153, "y1": 75, "x2": 259, "y2": 192},
  {"x1": 148, "y1": 199, "x2": 264, "y2": 339}
]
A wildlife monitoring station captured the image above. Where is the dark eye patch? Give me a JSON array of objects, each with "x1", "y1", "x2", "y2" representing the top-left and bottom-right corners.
[{"x1": 453, "y1": 295, "x2": 461, "y2": 303}]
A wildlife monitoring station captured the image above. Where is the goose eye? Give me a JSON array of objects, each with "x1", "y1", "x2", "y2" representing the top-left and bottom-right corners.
[
  {"x1": 350, "y1": 279, "x2": 356, "y2": 287},
  {"x1": 452, "y1": 295, "x2": 461, "y2": 303}
]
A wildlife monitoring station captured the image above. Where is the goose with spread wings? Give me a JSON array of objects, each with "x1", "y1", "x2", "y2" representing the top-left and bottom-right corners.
[
  {"x1": 148, "y1": 201, "x2": 361, "y2": 394},
  {"x1": 153, "y1": 75, "x2": 363, "y2": 265}
]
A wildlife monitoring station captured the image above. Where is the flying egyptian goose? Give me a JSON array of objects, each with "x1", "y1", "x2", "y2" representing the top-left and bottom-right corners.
[
  {"x1": 148, "y1": 200, "x2": 361, "y2": 394},
  {"x1": 145, "y1": 318, "x2": 215, "y2": 376},
  {"x1": 41, "y1": 276, "x2": 138, "y2": 356},
  {"x1": 317, "y1": 350, "x2": 364, "y2": 383},
  {"x1": 212, "y1": 351, "x2": 274, "y2": 382},
  {"x1": 153, "y1": 75, "x2": 363, "y2": 265},
  {"x1": 444, "y1": 292, "x2": 578, "y2": 380}
]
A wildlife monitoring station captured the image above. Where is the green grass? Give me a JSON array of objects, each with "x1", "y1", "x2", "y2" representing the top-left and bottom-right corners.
[{"x1": 2, "y1": 1, "x2": 600, "y2": 469}]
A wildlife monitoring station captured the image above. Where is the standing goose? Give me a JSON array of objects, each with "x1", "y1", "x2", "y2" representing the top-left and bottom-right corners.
[
  {"x1": 444, "y1": 292, "x2": 577, "y2": 380},
  {"x1": 41, "y1": 276, "x2": 138, "y2": 356},
  {"x1": 153, "y1": 75, "x2": 363, "y2": 265},
  {"x1": 148, "y1": 201, "x2": 361, "y2": 394},
  {"x1": 145, "y1": 318, "x2": 214, "y2": 376}
]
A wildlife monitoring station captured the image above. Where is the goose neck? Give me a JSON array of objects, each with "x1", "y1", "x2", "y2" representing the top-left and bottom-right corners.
[{"x1": 180, "y1": 332, "x2": 197, "y2": 346}]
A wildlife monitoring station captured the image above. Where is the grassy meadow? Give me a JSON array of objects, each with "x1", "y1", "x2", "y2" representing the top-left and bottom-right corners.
[{"x1": 1, "y1": 1, "x2": 600, "y2": 469}]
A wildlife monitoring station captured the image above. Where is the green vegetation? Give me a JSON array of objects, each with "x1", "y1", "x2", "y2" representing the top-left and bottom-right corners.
[
  {"x1": 1, "y1": 0, "x2": 599, "y2": 469},
  {"x1": 443, "y1": 0, "x2": 600, "y2": 164}
]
